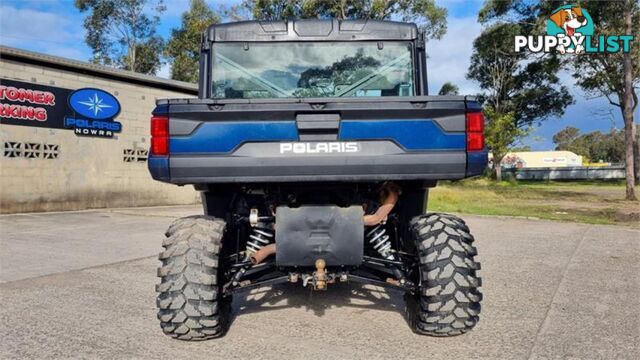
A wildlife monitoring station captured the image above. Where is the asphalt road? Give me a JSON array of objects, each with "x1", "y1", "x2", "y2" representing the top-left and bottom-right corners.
[{"x1": 1, "y1": 206, "x2": 639, "y2": 359}]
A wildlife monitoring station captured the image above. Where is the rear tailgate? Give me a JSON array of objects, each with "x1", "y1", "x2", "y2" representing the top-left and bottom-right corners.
[{"x1": 148, "y1": 96, "x2": 487, "y2": 184}]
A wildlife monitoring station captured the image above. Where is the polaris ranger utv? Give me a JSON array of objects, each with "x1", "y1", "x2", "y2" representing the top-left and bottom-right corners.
[{"x1": 149, "y1": 19, "x2": 486, "y2": 340}]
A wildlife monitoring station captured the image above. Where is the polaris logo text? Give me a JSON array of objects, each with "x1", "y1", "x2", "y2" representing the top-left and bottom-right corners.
[{"x1": 280, "y1": 142, "x2": 360, "y2": 154}]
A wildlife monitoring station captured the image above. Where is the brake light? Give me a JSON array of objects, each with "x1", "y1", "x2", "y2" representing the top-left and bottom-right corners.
[
  {"x1": 150, "y1": 115, "x2": 169, "y2": 156},
  {"x1": 466, "y1": 111, "x2": 484, "y2": 151}
]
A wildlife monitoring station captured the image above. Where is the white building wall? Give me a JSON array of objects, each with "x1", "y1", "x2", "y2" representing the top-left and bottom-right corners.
[{"x1": 0, "y1": 58, "x2": 200, "y2": 213}]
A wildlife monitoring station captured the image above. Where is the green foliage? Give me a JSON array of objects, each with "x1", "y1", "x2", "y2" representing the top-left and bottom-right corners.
[
  {"x1": 573, "y1": 0, "x2": 639, "y2": 200},
  {"x1": 226, "y1": 0, "x2": 447, "y2": 40},
  {"x1": 75, "y1": 0, "x2": 166, "y2": 74},
  {"x1": 484, "y1": 107, "x2": 528, "y2": 164},
  {"x1": 468, "y1": 1, "x2": 574, "y2": 180},
  {"x1": 569, "y1": 0, "x2": 639, "y2": 110},
  {"x1": 553, "y1": 126, "x2": 626, "y2": 163},
  {"x1": 166, "y1": 0, "x2": 220, "y2": 83},
  {"x1": 552, "y1": 126, "x2": 580, "y2": 150},
  {"x1": 438, "y1": 82, "x2": 459, "y2": 95},
  {"x1": 483, "y1": 106, "x2": 529, "y2": 180},
  {"x1": 467, "y1": 2, "x2": 573, "y2": 127},
  {"x1": 509, "y1": 145, "x2": 531, "y2": 152},
  {"x1": 133, "y1": 36, "x2": 165, "y2": 74}
]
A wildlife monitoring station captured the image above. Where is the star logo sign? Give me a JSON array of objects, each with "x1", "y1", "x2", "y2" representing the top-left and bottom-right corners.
[{"x1": 78, "y1": 92, "x2": 112, "y2": 117}]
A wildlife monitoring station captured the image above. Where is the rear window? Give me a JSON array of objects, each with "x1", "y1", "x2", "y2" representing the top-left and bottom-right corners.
[{"x1": 211, "y1": 42, "x2": 414, "y2": 99}]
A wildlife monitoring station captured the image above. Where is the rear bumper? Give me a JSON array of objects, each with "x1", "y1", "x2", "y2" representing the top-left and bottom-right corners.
[
  {"x1": 149, "y1": 143, "x2": 487, "y2": 184},
  {"x1": 172, "y1": 152, "x2": 466, "y2": 183},
  {"x1": 149, "y1": 139, "x2": 488, "y2": 184}
]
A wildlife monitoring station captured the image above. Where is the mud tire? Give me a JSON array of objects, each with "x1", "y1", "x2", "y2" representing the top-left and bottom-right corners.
[
  {"x1": 156, "y1": 216, "x2": 230, "y2": 340},
  {"x1": 406, "y1": 213, "x2": 482, "y2": 336}
]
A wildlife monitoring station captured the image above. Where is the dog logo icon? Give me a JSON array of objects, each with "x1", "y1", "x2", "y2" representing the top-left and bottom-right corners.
[{"x1": 547, "y1": 5, "x2": 594, "y2": 54}]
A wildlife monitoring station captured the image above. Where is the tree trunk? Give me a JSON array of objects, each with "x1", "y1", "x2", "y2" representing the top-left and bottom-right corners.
[
  {"x1": 129, "y1": 44, "x2": 136, "y2": 72},
  {"x1": 633, "y1": 122, "x2": 639, "y2": 185},
  {"x1": 622, "y1": 103, "x2": 636, "y2": 200},
  {"x1": 493, "y1": 152, "x2": 503, "y2": 181},
  {"x1": 622, "y1": 3, "x2": 637, "y2": 200}
]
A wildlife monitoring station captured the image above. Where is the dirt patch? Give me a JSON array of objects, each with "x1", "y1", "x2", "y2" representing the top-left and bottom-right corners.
[
  {"x1": 614, "y1": 211, "x2": 640, "y2": 223},
  {"x1": 432, "y1": 180, "x2": 639, "y2": 227}
]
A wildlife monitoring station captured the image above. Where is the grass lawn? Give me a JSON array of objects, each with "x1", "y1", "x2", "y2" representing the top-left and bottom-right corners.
[{"x1": 429, "y1": 178, "x2": 639, "y2": 227}]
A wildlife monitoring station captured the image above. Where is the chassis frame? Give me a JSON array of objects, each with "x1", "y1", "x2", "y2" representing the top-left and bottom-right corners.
[{"x1": 220, "y1": 210, "x2": 420, "y2": 296}]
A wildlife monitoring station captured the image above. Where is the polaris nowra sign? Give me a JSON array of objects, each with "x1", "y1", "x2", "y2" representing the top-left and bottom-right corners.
[
  {"x1": 0, "y1": 81, "x2": 124, "y2": 138},
  {"x1": 65, "y1": 88, "x2": 122, "y2": 138}
]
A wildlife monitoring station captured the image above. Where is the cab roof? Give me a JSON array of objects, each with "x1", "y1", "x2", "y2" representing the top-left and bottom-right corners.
[{"x1": 206, "y1": 19, "x2": 419, "y2": 43}]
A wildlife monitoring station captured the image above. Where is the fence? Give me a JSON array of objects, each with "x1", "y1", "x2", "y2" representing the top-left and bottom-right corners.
[{"x1": 503, "y1": 165, "x2": 626, "y2": 181}]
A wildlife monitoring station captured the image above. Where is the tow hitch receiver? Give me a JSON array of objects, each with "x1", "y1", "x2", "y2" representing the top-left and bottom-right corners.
[{"x1": 313, "y1": 259, "x2": 327, "y2": 290}]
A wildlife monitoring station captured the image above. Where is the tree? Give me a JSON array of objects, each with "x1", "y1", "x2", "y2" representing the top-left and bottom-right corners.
[
  {"x1": 484, "y1": 107, "x2": 528, "y2": 181},
  {"x1": 226, "y1": 0, "x2": 448, "y2": 40},
  {"x1": 553, "y1": 127, "x2": 625, "y2": 164},
  {"x1": 552, "y1": 126, "x2": 580, "y2": 151},
  {"x1": 438, "y1": 82, "x2": 459, "y2": 95},
  {"x1": 568, "y1": 0, "x2": 639, "y2": 200},
  {"x1": 75, "y1": 0, "x2": 166, "y2": 74},
  {"x1": 467, "y1": 1, "x2": 573, "y2": 180},
  {"x1": 165, "y1": 0, "x2": 220, "y2": 83}
]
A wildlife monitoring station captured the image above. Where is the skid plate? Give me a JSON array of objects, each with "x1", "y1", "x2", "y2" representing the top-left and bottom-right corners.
[{"x1": 275, "y1": 205, "x2": 364, "y2": 266}]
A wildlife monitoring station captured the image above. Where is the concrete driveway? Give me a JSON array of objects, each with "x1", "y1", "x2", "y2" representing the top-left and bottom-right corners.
[{"x1": 0, "y1": 206, "x2": 638, "y2": 359}]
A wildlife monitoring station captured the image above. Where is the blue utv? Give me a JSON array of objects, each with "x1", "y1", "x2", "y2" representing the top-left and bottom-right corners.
[{"x1": 149, "y1": 19, "x2": 486, "y2": 340}]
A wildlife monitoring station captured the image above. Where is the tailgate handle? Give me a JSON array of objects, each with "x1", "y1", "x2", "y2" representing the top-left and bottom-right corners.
[
  {"x1": 295, "y1": 113, "x2": 341, "y2": 141},
  {"x1": 295, "y1": 114, "x2": 340, "y2": 130}
]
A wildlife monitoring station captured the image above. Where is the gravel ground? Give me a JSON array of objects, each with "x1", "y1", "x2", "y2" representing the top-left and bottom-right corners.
[{"x1": 0, "y1": 206, "x2": 638, "y2": 359}]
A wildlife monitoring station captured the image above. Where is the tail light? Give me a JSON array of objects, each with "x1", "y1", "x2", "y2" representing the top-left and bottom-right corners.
[
  {"x1": 466, "y1": 110, "x2": 485, "y2": 151},
  {"x1": 150, "y1": 115, "x2": 169, "y2": 156}
]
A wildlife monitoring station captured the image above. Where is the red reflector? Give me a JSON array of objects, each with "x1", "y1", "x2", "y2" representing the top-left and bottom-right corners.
[
  {"x1": 150, "y1": 115, "x2": 169, "y2": 156},
  {"x1": 151, "y1": 116, "x2": 169, "y2": 137},
  {"x1": 467, "y1": 132, "x2": 484, "y2": 151},
  {"x1": 466, "y1": 111, "x2": 485, "y2": 151},
  {"x1": 466, "y1": 112, "x2": 484, "y2": 132},
  {"x1": 151, "y1": 137, "x2": 168, "y2": 156}
]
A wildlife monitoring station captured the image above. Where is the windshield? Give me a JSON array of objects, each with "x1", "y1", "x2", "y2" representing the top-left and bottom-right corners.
[{"x1": 211, "y1": 42, "x2": 414, "y2": 99}]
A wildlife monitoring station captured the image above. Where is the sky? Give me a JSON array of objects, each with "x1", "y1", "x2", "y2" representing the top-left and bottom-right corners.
[{"x1": 0, "y1": 0, "x2": 634, "y2": 150}]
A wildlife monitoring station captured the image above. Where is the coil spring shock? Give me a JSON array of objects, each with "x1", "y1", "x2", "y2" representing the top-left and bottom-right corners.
[
  {"x1": 231, "y1": 224, "x2": 273, "y2": 286},
  {"x1": 246, "y1": 226, "x2": 273, "y2": 257},
  {"x1": 366, "y1": 224, "x2": 394, "y2": 260},
  {"x1": 367, "y1": 223, "x2": 408, "y2": 284}
]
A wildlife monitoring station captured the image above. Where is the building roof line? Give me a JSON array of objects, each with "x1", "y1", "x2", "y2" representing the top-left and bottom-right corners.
[{"x1": 0, "y1": 45, "x2": 198, "y2": 95}]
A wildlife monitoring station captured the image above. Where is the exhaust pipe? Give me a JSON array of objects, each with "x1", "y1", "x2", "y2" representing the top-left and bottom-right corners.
[
  {"x1": 363, "y1": 182, "x2": 401, "y2": 226},
  {"x1": 250, "y1": 243, "x2": 276, "y2": 264}
]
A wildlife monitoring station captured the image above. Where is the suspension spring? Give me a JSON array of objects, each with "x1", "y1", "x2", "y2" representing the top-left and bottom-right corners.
[
  {"x1": 246, "y1": 226, "x2": 273, "y2": 257},
  {"x1": 366, "y1": 224, "x2": 394, "y2": 260},
  {"x1": 366, "y1": 224, "x2": 408, "y2": 284}
]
